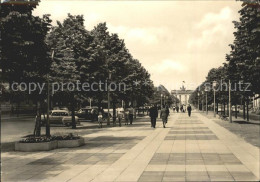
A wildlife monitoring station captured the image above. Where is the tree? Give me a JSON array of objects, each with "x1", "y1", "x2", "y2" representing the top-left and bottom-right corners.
[
  {"x1": 0, "y1": 1, "x2": 52, "y2": 136},
  {"x1": 46, "y1": 14, "x2": 93, "y2": 129}
]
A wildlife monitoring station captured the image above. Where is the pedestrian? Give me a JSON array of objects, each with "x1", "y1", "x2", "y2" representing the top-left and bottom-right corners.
[
  {"x1": 180, "y1": 105, "x2": 183, "y2": 112},
  {"x1": 98, "y1": 111, "x2": 103, "y2": 128},
  {"x1": 149, "y1": 104, "x2": 158, "y2": 128},
  {"x1": 124, "y1": 109, "x2": 129, "y2": 125},
  {"x1": 166, "y1": 105, "x2": 170, "y2": 123},
  {"x1": 160, "y1": 105, "x2": 168, "y2": 128},
  {"x1": 117, "y1": 108, "x2": 124, "y2": 127},
  {"x1": 187, "y1": 104, "x2": 192, "y2": 117},
  {"x1": 128, "y1": 105, "x2": 134, "y2": 125},
  {"x1": 176, "y1": 106, "x2": 179, "y2": 113}
]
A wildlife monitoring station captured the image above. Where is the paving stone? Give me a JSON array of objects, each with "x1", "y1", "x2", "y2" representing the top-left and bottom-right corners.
[
  {"x1": 185, "y1": 171, "x2": 210, "y2": 181},
  {"x1": 208, "y1": 171, "x2": 234, "y2": 181},
  {"x1": 138, "y1": 171, "x2": 164, "y2": 182},
  {"x1": 162, "y1": 171, "x2": 185, "y2": 181},
  {"x1": 230, "y1": 171, "x2": 259, "y2": 181}
]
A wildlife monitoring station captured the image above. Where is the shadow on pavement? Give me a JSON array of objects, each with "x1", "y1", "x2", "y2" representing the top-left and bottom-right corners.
[{"x1": 233, "y1": 120, "x2": 260, "y2": 126}]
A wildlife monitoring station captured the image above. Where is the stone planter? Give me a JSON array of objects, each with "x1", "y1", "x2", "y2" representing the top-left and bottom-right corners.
[
  {"x1": 57, "y1": 137, "x2": 85, "y2": 148},
  {"x1": 15, "y1": 137, "x2": 85, "y2": 152},
  {"x1": 15, "y1": 140, "x2": 57, "y2": 152}
]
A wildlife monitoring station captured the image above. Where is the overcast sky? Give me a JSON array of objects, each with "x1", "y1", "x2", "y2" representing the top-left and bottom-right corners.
[{"x1": 33, "y1": 0, "x2": 242, "y2": 91}]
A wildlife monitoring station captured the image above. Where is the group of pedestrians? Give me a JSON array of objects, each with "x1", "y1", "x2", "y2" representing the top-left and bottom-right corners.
[
  {"x1": 97, "y1": 104, "x2": 192, "y2": 129},
  {"x1": 97, "y1": 106, "x2": 134, "y2": 128},
  {"x1": 149, "y1": 104, "x2": 170, "y2": 128},
  {"x1": 148, "y1": 104, "x2": 193, "y2": 128}
]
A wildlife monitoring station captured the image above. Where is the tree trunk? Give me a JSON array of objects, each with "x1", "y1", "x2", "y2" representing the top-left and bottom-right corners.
[
  {"x1": 224, "y1": 102, "x2": 226, "y2": 115},
  {"x1": 235, "y1": 104, "x2": 237, "y2": 119},
  {"x1": 34, "y1": 101, "x2": 41, "y2": 137},
  {"x1": 98, "y1": 98, "x2": 102, "y2": 110},
  {"x1": 16, "y1": 101, "x2": 20, "y2": 117},
  {"x1": 227, "y1": 102, "x2": 229, "y2": 115},
  {"x1": 71, "y1": 94, "x2": 76, "y2": 129},
  {"x1": 113, "y1": 102, "x2": 116, "y2": 124},
  {"x1": 243, "y1": 98, "x2": 246, "y2": 120},
  {"x1": 216, "y1": 102, "x2": 218, "y2": 114},
  {"x1": 246, "y1": 97, "x2": 249, "y2": 121}
]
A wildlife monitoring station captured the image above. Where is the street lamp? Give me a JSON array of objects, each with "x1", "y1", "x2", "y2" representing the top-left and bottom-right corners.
[
  {"x1": 107, "y1": 71, "x2": 112, "y2": 125},
  {"x1": 229, "y1": 79, "x2": 232, "y2": 123},
  {"x1": 160, "y1": 94, "x2": 163, "y2": 110},
  {"x1": 0, "y1": 85, "x2": 2, "y2": 124},
  {"x1": 201, "y1": 91, "x2": 204, "y2": 112},
  {"x1": 205, "y1": 86, "x2": 210, "y2": 115},
  {"x1": 197, "y1": 92, "x2": 200, "y2": 111},
  {"x1": 213, "y1": 81, "x2": 217, "y2": 117},
  {"x1": 89, "y1": 98, "x2": 92, "y2": 108},
  {"x1": 45, "y1": 50, "x2": 55, "y2": 137}
]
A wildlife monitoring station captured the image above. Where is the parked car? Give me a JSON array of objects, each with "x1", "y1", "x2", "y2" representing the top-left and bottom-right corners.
[
  {"x1": 102, "y1": 111, "x2": 112, "y2": 121},
  {"x1": 103, "y1": 109, "x2": 113, "y2": 117},
  {"x1": 75, "y1": 107, "x2": 98, "y2": 121},
  {"x1": 40, "y1": 110, "x2": 80, "y2": 126},
  {"x1": 60, "y1": 107, "x2": 69, "y2": 112}
]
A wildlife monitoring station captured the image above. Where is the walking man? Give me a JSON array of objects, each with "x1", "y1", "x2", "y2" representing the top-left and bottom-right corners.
[
  {"x1": 128, "y1": 105, "x2": 134, "y2": 125},
  {"x1": 187, "y1": 104, "x2": 192, "y2": 117},
  {"x1": 166, "y1": 105, "x2": 170, "y2": 123},
  {"x1": 176, "y1": 106, "x2": 179, "y2": 113},
  {"x1": 149, "y1": 104, "x2": 158, "y2": 128}
]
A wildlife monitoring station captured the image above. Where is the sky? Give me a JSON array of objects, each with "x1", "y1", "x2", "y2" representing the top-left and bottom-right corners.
[{"x1": 33, "y1": 0, "x2": 242, "y2": 91}]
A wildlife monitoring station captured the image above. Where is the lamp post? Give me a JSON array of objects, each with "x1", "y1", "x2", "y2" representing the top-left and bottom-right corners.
[
  {"x1": 197, "y1": 92, "x2": 200, "y2": 111},
  {"x1": 45, "y1": 50, "x2": 55, "y2": 137},
  {"x1": 229, "y1": 79, "x2": 232, "y2": 123},
  {"x1": 107, "y1": 71, "x2": 112, "y2": 125},
  {"x1": 213, "y1": 81, "x2": 217, "y2": 117},
  {"x1": 0, "y1": 84, "x2": 2, "y2": 124},
  {"x1": 202, "y1": 91, "x2": 204, "y2": 112},
  {"x1": 89, "y1": 98, "x2": 92, "y2": 108},
  {"x1": 160, "y1": 94, "x2": 163, "y2": 110},
  {"x1": 205, "y1": 86, "x2": 210, "y2": 115}
]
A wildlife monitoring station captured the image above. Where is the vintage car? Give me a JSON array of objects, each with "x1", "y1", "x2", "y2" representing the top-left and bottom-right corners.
[
  {"x1": 75, "y1": 107, "x2": 98, "y2": 121},
  {"x1": 40, "y1": 110, "x2": 80, "y2": 126}
]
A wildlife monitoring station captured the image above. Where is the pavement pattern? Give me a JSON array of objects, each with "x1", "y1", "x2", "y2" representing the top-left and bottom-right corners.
[{"x1": 1, "y1": 112, "x2": 259, "y2": 182}]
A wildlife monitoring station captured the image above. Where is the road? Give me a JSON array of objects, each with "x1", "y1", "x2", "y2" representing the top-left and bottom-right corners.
[
  {"x1": 1, "y1": 115, "x2": 35, "y2": 143},
  {"x1": 1, "y1": 115, "x2": 110, "y2": 144}
]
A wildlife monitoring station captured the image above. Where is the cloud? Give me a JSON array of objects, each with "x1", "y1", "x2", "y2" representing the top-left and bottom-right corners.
[
  {"x1": 187, "y1": 7, "x2": 234, "y2": 50},
  {"x1": 107, "y1": 24, "x2": 171, "y2": 45},
  {"x1": 195, "y1": 7, "x2": 232, "y2": 29},
  {"x1": 151, "y1": 59, "x2": 186, "y2": 73},
  {"x1": 84, "y1": 13, "x2": 101, "y2": 28}
]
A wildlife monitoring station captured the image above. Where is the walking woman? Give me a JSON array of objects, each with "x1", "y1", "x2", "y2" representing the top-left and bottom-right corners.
[{"x1": 160, "y1": 105, "x2": 168, "y2": 128}]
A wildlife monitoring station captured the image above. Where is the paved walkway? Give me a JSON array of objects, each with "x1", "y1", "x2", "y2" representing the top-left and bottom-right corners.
[{"x1": 2, "y1": 112, "x2": 259, "y2": 182}]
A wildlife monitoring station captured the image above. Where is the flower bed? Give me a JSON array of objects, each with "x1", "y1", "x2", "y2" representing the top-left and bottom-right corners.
[{"x1": 15, "y1": 133, "x2": 84, "y2": 152}]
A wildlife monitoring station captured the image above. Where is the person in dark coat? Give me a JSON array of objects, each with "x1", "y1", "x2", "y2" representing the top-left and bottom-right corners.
[
  {"x1": 187, "y1": 104, "x2": 192, "y2": 117},
  {"x1": 165, "y1": 105, "x2": 170, "y2": 123},
  {"x1": 128, "y1": 105, "x2": 134, "y2": 125},
  {"x1": 176, "y1": 106, "x2": 179, "y2": 113},
  {"x1": 149, "y1": 104, "x2": 158, "y2": 128}
]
